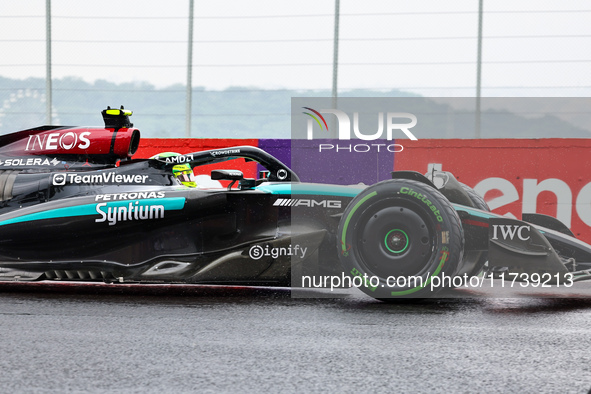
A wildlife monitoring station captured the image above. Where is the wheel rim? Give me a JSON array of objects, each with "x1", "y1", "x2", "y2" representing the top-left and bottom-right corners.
[
  {"x1": 384, "y1": 229, "x2": 409, "y2": 254},
  {"x1": 356, "y1": 200, "x2": 435, "y2": 279}
]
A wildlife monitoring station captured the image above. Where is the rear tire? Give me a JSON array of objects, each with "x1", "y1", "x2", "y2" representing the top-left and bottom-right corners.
[{"x1": 337, "y1": 179, "x2": 464, "y2": 299}]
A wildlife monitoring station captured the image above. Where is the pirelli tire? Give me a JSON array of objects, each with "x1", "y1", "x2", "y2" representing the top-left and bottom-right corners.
[{"x1": 337, "y1": 179, "x2": 464, "y2": 299}]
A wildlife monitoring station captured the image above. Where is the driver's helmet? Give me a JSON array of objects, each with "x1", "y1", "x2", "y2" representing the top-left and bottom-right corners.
[
  {"x1": 150, "y1": 152, "x2": 197, "y2": 188},
  {"x1": 172, "y1": 163, "x2": 196, "y2": 188}
]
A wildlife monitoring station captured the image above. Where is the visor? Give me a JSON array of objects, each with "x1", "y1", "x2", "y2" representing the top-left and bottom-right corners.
[{"x1": 176, "y1": 172, "x2": 195, "y2": 184}]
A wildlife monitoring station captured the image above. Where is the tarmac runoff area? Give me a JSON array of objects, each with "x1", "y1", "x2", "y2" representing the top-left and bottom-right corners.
[{"x1": 0, "y1": 281, "x2": 591, "y2": 392}]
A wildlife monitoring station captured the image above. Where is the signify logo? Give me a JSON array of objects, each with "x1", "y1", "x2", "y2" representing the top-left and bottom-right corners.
[{"x1": 302, "y1": 107, "x2": 418, "y2": 153}]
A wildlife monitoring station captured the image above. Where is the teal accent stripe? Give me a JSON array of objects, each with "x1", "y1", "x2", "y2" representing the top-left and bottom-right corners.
[
  {"x1": 256, "y1": 183, "x2": 364, "y2": 198},
  {"x1": 452, "y1": 203, "x2": 494, "y2": 219},
  {"x1": 0, "y1": 197, "x2": 186, "y2": 227}
]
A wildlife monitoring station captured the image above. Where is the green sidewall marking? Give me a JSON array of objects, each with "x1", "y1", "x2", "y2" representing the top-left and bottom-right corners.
[
  {"x1": 341, "y1": 191, "x2": 377, "y2": 253},
  {"x1": 389, "y1": 251, "x2": 447, "y2": 296},
  {"x1": 384, "y1": 229, "x2": 409, "y2": 254}
]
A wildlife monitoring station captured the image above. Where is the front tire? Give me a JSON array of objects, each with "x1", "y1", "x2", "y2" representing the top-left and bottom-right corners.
[{"x1": 337, "y1": 179, "x2": 464, "y2": 299}]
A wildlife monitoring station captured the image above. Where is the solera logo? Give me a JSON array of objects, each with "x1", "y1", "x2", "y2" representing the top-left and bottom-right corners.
[{"x1": 303, "y1": 107, "x2": 418, "y2": 141}]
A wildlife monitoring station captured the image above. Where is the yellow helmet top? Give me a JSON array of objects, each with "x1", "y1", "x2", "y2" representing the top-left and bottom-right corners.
[{"x1": 172, "y1": 163, "x2": 196, "y2": 188}]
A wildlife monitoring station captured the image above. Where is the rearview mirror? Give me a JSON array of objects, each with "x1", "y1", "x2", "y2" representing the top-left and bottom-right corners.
[{"x1": 211, "y1": 170, "x2": 244, "y2": 181}]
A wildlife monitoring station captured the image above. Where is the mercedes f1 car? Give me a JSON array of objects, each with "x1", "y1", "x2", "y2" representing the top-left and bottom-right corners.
[{"x1": 0, "y1": 107, "x2": 590, "y2": 299}]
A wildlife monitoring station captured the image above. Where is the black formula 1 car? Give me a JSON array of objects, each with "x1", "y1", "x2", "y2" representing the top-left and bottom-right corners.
[{"x1": 0, "y1": 107, "x2": 590, "y2": 299}]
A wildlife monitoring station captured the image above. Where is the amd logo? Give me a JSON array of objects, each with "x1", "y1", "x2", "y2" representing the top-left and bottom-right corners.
[
  {"x1": 491, "y1": 224, "x2": 531, "y2": 241},
  {"x1": 273, "y1": 198, "x2": 342, "y2": 209}
]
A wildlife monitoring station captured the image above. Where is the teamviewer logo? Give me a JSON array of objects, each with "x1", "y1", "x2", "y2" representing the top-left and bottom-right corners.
[{"x1": 53, "y1": 173, "x2": 66, "y2": 186}]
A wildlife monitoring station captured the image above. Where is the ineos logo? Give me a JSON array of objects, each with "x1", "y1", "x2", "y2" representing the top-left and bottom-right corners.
[{"x1": 26, "y1": 131, "x2": 91, "y2": 151}]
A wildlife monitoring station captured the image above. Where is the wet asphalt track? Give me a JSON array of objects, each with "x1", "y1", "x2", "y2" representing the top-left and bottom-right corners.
[{"x1": 1, "y1": 282, "x2": 591, "y2": 393}]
